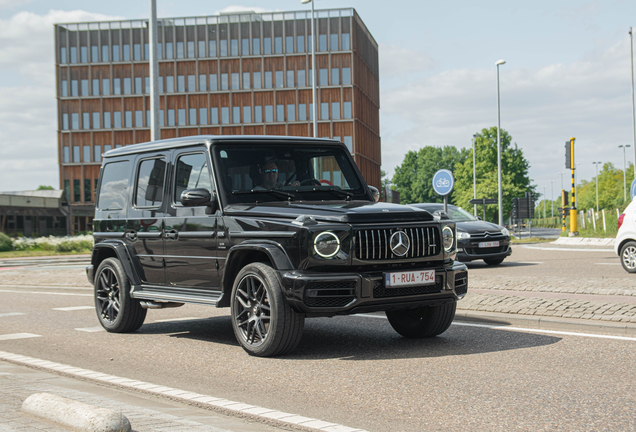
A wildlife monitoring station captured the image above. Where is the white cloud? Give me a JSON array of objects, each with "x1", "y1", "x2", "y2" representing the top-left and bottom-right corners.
[{"x1": 379, "y1": 44, "x2": 435, "y2": 78}]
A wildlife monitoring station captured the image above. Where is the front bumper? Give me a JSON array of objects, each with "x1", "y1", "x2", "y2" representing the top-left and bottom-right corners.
[
  {"x1": 456, "y1": 241, "x2": 512, "y2": 262},
  {"x1": 278, "y1": 261, "x2": 468, "y2": 316}
]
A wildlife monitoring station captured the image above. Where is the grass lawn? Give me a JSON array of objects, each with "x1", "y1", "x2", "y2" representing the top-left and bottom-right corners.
[{"x1": 510, "y1": 237, "x2": 555, "y2": 244}]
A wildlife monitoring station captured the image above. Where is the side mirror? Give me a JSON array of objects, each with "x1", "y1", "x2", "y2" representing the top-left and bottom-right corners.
[
  {"x1": 368, "y1": 186, "x2": 380, "y2": 202},
  {"x1": 180, "y1": 188, "x2": 217, "y2": 211},
  {"x1": 477, "y1": 216, "x2": 482, "y2": 220}
]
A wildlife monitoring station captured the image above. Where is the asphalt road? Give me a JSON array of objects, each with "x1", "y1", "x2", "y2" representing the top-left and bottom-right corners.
[{"x1": 1, "y1": 250, "x2": 635, "y2": 432}]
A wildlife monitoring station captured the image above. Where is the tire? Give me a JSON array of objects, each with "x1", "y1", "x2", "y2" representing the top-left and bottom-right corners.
[
  {"x1": 620, "y1": 241, "x2": 636, "y2": 273},
  {"x1": 484, "y1": 258, "x2": 504, "y2": 266},
  {"x1": 386, "y1": 302, "x2": 456, "y2": 338},
  {"x1": 94, "y1": 258, "x2": 147, "y2": 333},
  {"x1": 230, "y1": 262, "x2": 305, "y2": 357}
]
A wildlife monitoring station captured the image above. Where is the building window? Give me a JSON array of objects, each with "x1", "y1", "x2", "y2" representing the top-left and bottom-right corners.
[
  {"x1": 176, "y1": 41, "x2": 184, "y2": 59},
  {"x1": 342, "y1": 67, "x2": 351, "y2": 85},
  {"x1": 62, "y1": 113, "x2": 69, "y2": 130},
  {"x1": 146, "y1": 110, "x2": 149, "y2": 126},
  {"x1": 94, "y1": 146, "x2": 101, "y2": 162},
  {"x1": 209, "y1": 40, "x2": 217, "y2": 56},
  {"x1": 134, "y1": 44, "x2": 141, "y2": 60},
  {"x1": 298, "y1": 104, "x2": 307, "y2": 121},
  {"x1": 309, "y1": 103, "x2": 313, "y2": 120},
  {"x1": 135, "y1": 77, "x2": 142, "y2": 94},
  {"x1": 71, "y1": 113, "x2": 79, "y2": 130},
  {"x1": 265, "y1": 105, "x2": 273, "y2": 122},
  {"x1": 61, "y1": 80, "x2": 68, "y2": 97},
  {"x1": 83, "y1": 146, "x2": 91, "y2": 163},
  {"x1": 125, "y1": 111, "x2": 132, "y2": 128},
  {"x1": 168, "y1": 109, "x2": 175, "y2": 126},
  {"x1": 286, "y1": 70, "x2": 294, "y2": 87},
  {"x1": 331, "y1": 68, "x2": 340, "y2": 86},
  {"x1": 102, "y1": 79, "x2": 110, "y2": 95},
  {"x1": 342, "y1": 33, "x2": 350, "y2": 50},
  {"x1": 113, "y1": 78, "x2": 121, "y2": 95},
  {"x1": 159, "y1": 109, "x2": 164, "y2": 126},
  {"x1": 60, "y1": 47, "x2": 67, "y2": 64},
  {"x1": 113, "y1": 45, "x2": 120, "y2": 61},
  {"x1": 186, "y1": 75, "x2": 195, "y2": 92},
  {"x1": 321, "y1": 102, "x2": 329, "y2": 119},
  {"x1": 91, "y1": 46, "x2": 99, "y2": 62},
  {"x1": 186, "y1": 108, "x2": 195, "y2": 125},
  {"x1": 231, "y1": 73, "x2": 239, "y2": 90},
  {"x1": 319, "y1": 34, "x2": 327, "y2": 51},
  {"x1": 344, "y1": 102, "x2": 352, "y2": 119},
  {"x1": 308, "y1": 35, "x2": 313, "y2": 52},
  {"x1": 80, "y1": 46, "x2": 88, "y2": 63},
  {"x1": 135, "y1": 110, "x2": 143, "y2": 127},
  {"x1": 92, "y1": 79, "x2": 99, "y2": 96},
  {"x1": 308, "y1": 69, "x2": 313, "y2": 86},
  {"x1": 187, "y1": 41, "x2": 195, "y2": 58},
  {"x1": 243, "y1": 106, "x2": 251, "y2": 123},
  {"x1": 73, "y1": 146, "x2": 80, "y2": 162},
  {"x1": 221, "y1": 107, "x2": 229, "y2": 124},
  {"x1": 211, "y1": 107, "x2": 219, "y2": 124},
  {"x1": 286, "y1": 36, "x2": 293, "y2": 53},
  {"x1": 287, "y1": 104, "x2": 295, "y2": 122},
  {"x1": 253, "y1": 72, "x2": 261, "y2": 89},
  {"x1": 297, "y1": 35, "x2": 304, "y2": 53},
  {"x1": 231, "y1": 39, "x2": 238, "y2": 56},
  {"x1": 220, "y1": 40, "x2": 228, "y2": 56},
  {"x1": 330, "y1": 34, "x2": 338, "y2": 51},
  {"x1": 232, "y1": 106, "x2": 240, "y2": 124},
  {"x1": 145, "y1": 77, "x2": 150, "y2": 93},
  {"x1": 199, "y1": 108, "x2": 208, "y2": 125},
  {"x1": 73, "y1": 179, "x2": 80, "y2": 203},
  {"x1": 264, "y1": 71, "x2": 272, "y2": 89},
  {"x1": 199, "y1": 75, "x2": 207, "y2": 92},
  {"x1": 242, "y1": 38, "x2": 249, "y2": 55},
  {"x1": 177, "y1": 75, "x2": 185, "y2": 92},
  {"x1": 274, "y1": 37, "x2": 282, "y2": 54},
  {"x1": 221, "y1": 73, "x2": 229, "y2": 90},
  {"x1": 70, "y1": 46, "x2": 77, "y2": 63},
  {"x1": 81, "y1": 79, "x2": 89, "y2": 96},
  {"x1": 123, "y1": 78, "x2": 131, "y2": 95},
  {"x1": 166, "y1": 42, "x2": 173, "y2": 59},
  {"x1": 104, "y1": 144, "x2": 112, "y2": 152},
  {"x1": 144, "y1": 43, "x2": 149, "y2": 59},
  {"x1": 84, "y1": 179, "x2": 92, "y2": 202},
  {"x1": 254, "y1": 106, "x2": 262, "y2": 123},
  {"x1": 63, "y1": 179, "x2": 70, "y2": 201},
  {"x1": 252, "y1": 38, "x2": 260, "y2": 55},
  {"x1": 332, "y1": 102, "x2": 340, "y2": 120},
  {"x1": 210, "y1": 74, "x2": 218, "y2": 91},
  {"x1": 104, "y1": 112, "x2": 111, "y2": 128},
  {"x1": 297, "y1": 70, "x2": 306, "y2": 87},
  {"x1": 102, "y1": 45, "x2": 109, "y2": 62},
  {"x1": 276, "y1": 104, "x2": 284, "y2": 122},
  {"x1": 166, "y1": 76, "x2": 174, "y2": 93},
  {"x1": 344, "y1": 136, "x2": 353, "y2": 152},
  {"x1": 263, "y1": 37, "x2": 271, "y2": 55},
  {"x1": 123, "y1": 44, "x2": 130, "y2": 61},
  {"x1": 63, "y1": 146, "x2": 70, "y2": 162},
  {"x1": 320, "y1": 69, "x2": 328, "y2": 86},
  {"x1": 178, "y1": 109, "x2": 186, "y2": 126},
  {"x1": 198, "y1": 40, "x2": 205, "y2": 57},
  {"x1": 82, "y1": 112, "x2": 90, "y2": 129},
  {"x1": 243, "y1": 72, "x2": 250, "y2": 89},
  {"x1": 114, "y1": 112, "x2": 121, "y2": 128},
  {"x1": 93, "y1": 112, "x2": 100, "y2": 129}
]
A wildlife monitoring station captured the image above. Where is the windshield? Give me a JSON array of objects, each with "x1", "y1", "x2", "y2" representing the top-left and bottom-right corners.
[
  {"x1": 446, "y1": 206, "x2": 478, "y2": 222},
  {"x1": 212, "y1": 143, "x2": 368, "y2": 204}
]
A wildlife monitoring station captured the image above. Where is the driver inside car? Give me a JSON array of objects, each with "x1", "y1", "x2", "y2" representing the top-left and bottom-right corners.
[{"x1": 255, "y1": 159, "x2": 299, "y2": 189}]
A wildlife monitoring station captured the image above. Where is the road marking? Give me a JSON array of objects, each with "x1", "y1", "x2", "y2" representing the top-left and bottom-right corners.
[
  {"x1": 514, "y1": 261, "x2": 544, "y2": 264},
  {"x1": 521, "y1": 246, "x2": 614, "y2": 252},
  {"x1": 0, "y1": 350, "x2": 369, "y2": 432},
  {"x1": 153, "y1": 317, "x2": 204, "y2": 323},
  {"x1": 0, "y1": 333, "x2": 42, "y2": 341},
  {"x1": 75, "y1": 326, "x2": 105, "y2": 333},
  {"x1": 353, "y1": 314, "x2": 636, "y2": 342},
  {"x1": 0, "y1": 313, "x2": 25, "y2": 318},
  {"x1": 595, "y1": 263, "x2": 621, "y2": 266},
  {"x1": 53, "y1": 306, "x2": 94, "y2": 311},
  {"x1": 0, "y1": 290, "x2": 92, "y2": 297}
]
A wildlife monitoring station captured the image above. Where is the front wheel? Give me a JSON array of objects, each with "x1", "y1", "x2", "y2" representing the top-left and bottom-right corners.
[
  {"x1": 230, "y1": 263, "x2": 305, "y2": 357},
  {"x1": 620, "y1": 241, "x2": 636, "y2": 273},
  {"x1": 94, "y1": 258, "x2": 146, "y2": 333},
  {"x1": 386, "y1": 302, "x2": 456, "y2": 338}
]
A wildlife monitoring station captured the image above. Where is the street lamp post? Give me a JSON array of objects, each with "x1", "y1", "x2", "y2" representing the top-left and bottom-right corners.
[
  {"x1": 550, "y1": 180, "x2": 555, "y2": 217},
  {"x1": 630, "y1": 28, "x2": 636, "y2": 169},
  {"x1": 558, "y1": 171, "x2": 565, "y2": 191},
  {"x1": 543, "y1": 185, "x2": 547, "y2": 219},
  {"x1": 495, "y1": 59, "x2": 506, "y2": 226},
  {"x1": 593, "y1": 161, "x2": 602, "y2": 212},
  {"x1": 619, "y1": 145, "x2": 631, "y2": 201},
  {"x1": 301, "y1": 0, "x2": 318, "y2": 137},
  {"x1": 472, "y1": 133, "x2": 478, "y2": 216},
  {"x1": 149, "y1": 0, "x2": 160, "y2": 141}
]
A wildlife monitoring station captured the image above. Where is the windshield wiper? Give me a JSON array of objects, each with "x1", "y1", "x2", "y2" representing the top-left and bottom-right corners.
[{"x1": 232, "y1": 189, "x2": 296, "y2": 200}]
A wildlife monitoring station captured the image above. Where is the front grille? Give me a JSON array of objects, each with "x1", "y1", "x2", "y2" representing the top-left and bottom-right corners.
[
  {"x1": 355, "y1": 227, "x2": 440, "y2": 261},
  {"x1": 455, "y1": 271, "x2": 468, "y2": 296},
  {"x1": 304, "y1": 280, "x2": 356, "y2": 308},
  {"x1": 373, "y1": 276, "x2": 443, "y2": 298},
  {"x1": 465, "y1": 245, "x2": 508, "y2": 255}
]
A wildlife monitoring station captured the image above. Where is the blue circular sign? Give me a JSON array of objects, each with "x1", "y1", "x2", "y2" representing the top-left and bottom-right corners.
[
  {"x1": 432, "y1": 169, "x2": 454, "y2": 196},
  {"x1": 631, "y1": 178, "x2": 636, "y2": 200}
]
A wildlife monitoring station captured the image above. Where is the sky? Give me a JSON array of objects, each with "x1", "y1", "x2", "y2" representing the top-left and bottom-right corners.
[{"x1": 1, "y1": 0, "x2": 636, "y2": 202}]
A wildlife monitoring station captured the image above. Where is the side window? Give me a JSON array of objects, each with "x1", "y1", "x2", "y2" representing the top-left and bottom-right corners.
[
  {"x1": 135, "y1": 158, "x2": 167, "y2": 207},
  {"x1": 97, "y1": 161, "x2": 131, "y2": 211},
  {"x1": 174, "y1": 153, "x2": 213, "y2": 204}
]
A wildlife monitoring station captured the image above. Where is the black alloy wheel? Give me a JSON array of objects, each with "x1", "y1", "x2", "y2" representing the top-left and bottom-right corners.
[
  {"x1": 233, "y1": 273, "x2": 271, "y2": 347},
  {"x1": 96, "y1": 265, "x2": 121, "y2": 324}
]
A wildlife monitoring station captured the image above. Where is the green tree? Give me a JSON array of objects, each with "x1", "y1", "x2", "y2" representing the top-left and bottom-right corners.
[
  {"x1": 392, "y1": 146, "x2": 469, "y2": 204},
  {"x1": 454, "y1": 127, "x2": 535, "y2": 222},
  {"x1": 37, "y1": 185, "x2": 54, "y2": 190},
  {"x1": 577, "y1": 162, "x2": 634, "y2": 212}
]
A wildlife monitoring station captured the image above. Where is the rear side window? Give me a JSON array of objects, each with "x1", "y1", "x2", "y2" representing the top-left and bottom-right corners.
[
  {"x1": 97, "y1": 161, "x2": 131, "y2": 211},
  {"x1": 174, "y1": 153, "x2": 212, "y2": 203},
  {"x1": 135, "y1": 158, "x2": 167, "y2": 207}
]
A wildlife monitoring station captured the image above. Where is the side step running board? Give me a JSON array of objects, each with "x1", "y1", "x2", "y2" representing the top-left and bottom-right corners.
[{"x1": 131, "y1": 285, "x2": 223, "y2": 306}]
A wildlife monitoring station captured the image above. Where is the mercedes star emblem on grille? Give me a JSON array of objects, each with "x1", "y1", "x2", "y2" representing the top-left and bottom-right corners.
[{"x1": 390, "y1": 231, "x2": 410, "y2": 256}]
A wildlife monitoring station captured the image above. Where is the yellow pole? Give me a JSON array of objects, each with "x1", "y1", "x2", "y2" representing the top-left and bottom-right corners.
[
  {"x1": 562, "y1": 190, "x2": 567, "y2": 232},
  {"x1": 569, "y1": 137, "x2": 578, "y2": 235}
]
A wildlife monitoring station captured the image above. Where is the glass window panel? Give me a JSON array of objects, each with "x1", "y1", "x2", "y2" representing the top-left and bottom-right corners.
[
  {"x1": 297, "y1": 35, "x2": 304, "y2": 52},
  {"x1": 297, "y1": 70, "x2": 306, "y2": 87},
  {"x1": 187, "y1": 41, "x2": 195, "y2": 58},
  {"x1": 177, "y1": 75, "x2": 185, "y2": 92},
  {"x1": 104, "y1": 145, "x2": 112, "y2": 152},
  {"x1": 309, "y1": 103, "x2": 313, "y2": 120},
  {"x1": 274, "y1": 37, "x2": 282, "y2": 54},
  {"x1": 60, "y1": 47, "x2": 67, "y2": 64},
  {"x1": 199, "y1": 74, "x2": 207, "y2": 91},
  {"x1": 168, "y1": 109, "x2": 175, "y2": 126},
  {"x1": 242, "y1": 38, "x2": 249, "y2": 55},
  {"x1": 209, "y1": 74, "x2": 217, "y2": 91},
  {"x1": 221, "y1": 73, "x2": 228, "y2": 90},
  {"x1": 134, "y1": 43, "x2": 141, "y2": 60},
  {"x1": 176, "y1": 42, "x2": 184, "y2": 58},
  {"x1": 252, "y1": 38, "x2": 260, "y2": 55},
  {"x1": 102, "y1": 79, "x2": 110, "y2": 95},
  {"x1": 220, "y1": 39, "x2": 228, "y2": 56},
  {"x1": 321, "y1": 102, "x2": 329, "y2": 119},
  {"x1": 61, "y1": 80, "x2": 68, "y2": 97},
  {"x1": 80, "y1": 46, "x2": 87, "y2": 62},
  {"x1": 287, "y1": 104, "x2": 295, "y2": 122},
  {"x1": 242, "y1": 72, "x2": 250, "y2": 89},
  {"x1": 62, "y1": 113, "x2": 69, "y2": 130},
  {"x1": 286, "y1": 36, "x2": 293, "y2": 53},
  {"x1": 135, "y1": 110, "x2": 143, "y2": 127},
  {"x1": 320, "y1": 68, "x2": 328, "y2": 86},
  {"x1": 92, "y1": 79, "x2": 99, "y2": 95},
  {"x1": 135, "y1": 77, "x2": 142, "y2": 94},
  {"x1": 94, "y1": 146, "x2": 101, "y2": 162},
  {"x1": 231, "y1": 73, "x2": 239, "y2": 89},
  {"x1": 221, "y1": 107, "x2": 229, "y2": 124},
  {"x1": 135, "y1": 158, "x2": 166, "y2": 207},
  {"x1": 342, "y1": 33, "x2": 350, "y2": 50},
  {"x1": 146, "y1": 110, "x2": 149, "y2": 126},
  {"x1": 92, "y1": 112, "x2": 101, "y2": 129},
  {"x1": 145, "y1": 76, "x2": 150, "y2": 93},
  {"x1": 125, "y1": 111, "x2": 132, "y2": 127},
  {"x1": 343, "y1": 101, "x2": 352, "y2": 119},
  {"x1": 231, "y1": 39, "x2": 238, "y2": 56},
  {"x1": 144, "y1": 43, "x2": 149, "y2": 59},
  {"x1": 102, "y1": 45, "x2": 109, "y2": 62},
  {"x1": 188, "y1": 74, "x2": 196, "y2": 91},
  {"x1": 123, "y1": 44, "x2": 130, "y2": 61},
  {"x1": 159, "y1": 109, "x2": 164, "y2": 126},
  {"x1": 263, "y1": 37, "x2": 271, "y2": 55},
  {"x1": 331, "y1": 68, "x2": 339, "y2": 86},
  {"x1": 286, "y1": 70, "x2": 294, "y2": 87},
  {"x1": 82, "y1": 112, "x2": 90, "y2": 129},
  {"x1": 91, "y1": 46, "x2": 98, "y2": 62},
  {"x1": 81, "y1": 79, "x2": 89, "y2": 96},
  {"x1": 159, "y1": 76, "x2": 164, "y2": 93},
  {"x1": 232, "y1": 106, "x2": 240, "y2": 124},
  {"x1": 199, "y1": 108, "x2": 208, "y2": 125},
  {"x1": 331, "y1": 102, "x2": 340, "y2": 119},
  {"x1": 166, "y1": 76, "x2": 174, "y2": 92},
  {"x1": 83, "y1": 146, "x2": 91, "y2": 162},
  {"x1": 276, "y1": 104, "x2": 284, "y2": 122},
  {"x1": 253, "y1": 72, "x2": 261, "y2": 89},
  {"x1": 319, "y1": 34, "x2": 327, "y2": 51},
  {"x1": 342, "y1": 67, "x2": 351, "y2": 85},
  {"x1": 73, "y1": 179, "x2": 80, "y2": 202},
  {"x1": 344, "y1": 136, "x2": 352, "y2": 152},
  {"x1": 166, "y1": 42, "x2": 173, "y2": 59},
  {"x1": 113, "y1": 78, "x2": 121, "y2": 95},
  {"x1": 112, "y1": 45, "x2": 120, "y2": 61},
  {"x1": 198, "y1": 40, "x2": 205, "y2": 57},
  {"x1": 178, "y1": 108, "x2": 186, "y2": 125},
  {"x1": 308, "y1": 69, "x2": 313, "y2": 86},
  {"x1": 254, "y1": 106, "x2": 262, "y2": 123},
  {"x1": 264, "y1": 71, "x2": 272, "y2": 89},
  {"x1": 298, "y1": 104, "x2": 306, "y2": 121},
  {"x1": 85, "y1": 179, "x2": 92, "y2": 202},
  {"x1": 189, "y1": 108, "x2": 196, "y2": 125},
  {"x1": 265, "y1": 105, "x2": 273, "y2": 122},
  {"x1": 211, "y1": 107, "x2": 219, "y2": 124},
  {"x1": 73, "y1": 145, "x2": 80, "y2": 162},
  {"x1": 63, "y1": 179, "x2": 69, "y2": 201},
  {"x1": 104, "y1": 112, "x2": 111, "y2": 128},
  {"x1": 123, "y1": 77, "x2": 131, "y2": 95},
  {"x1": 243, "y1": 106, "x2": 251, "y2": 123},
  {"x1": 174, "y1": 153, "x2": 211, "y2": 202},
  {"x1": 275, "y1": 71, "x2": 283, "y2": 88},
  {"x1": 330, "y1": 34, "x2": 338, "y2": 51},
  {"x1": 209, "y1": 40, "x2": 217, "y2": 56},
  {"x1": 114, "y1": 111, "x2": 121, "y2": 128}
]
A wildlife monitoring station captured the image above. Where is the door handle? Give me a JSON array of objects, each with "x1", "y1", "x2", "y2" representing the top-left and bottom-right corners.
[
  {"x1": 164, "y1": 229, "x2": 178, "y2": 240},
  {"x1": 125, "y1": 230, "x2": 137, "y2": 241}
]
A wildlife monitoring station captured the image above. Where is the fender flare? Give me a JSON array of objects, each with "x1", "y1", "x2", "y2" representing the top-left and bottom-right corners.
[{"x1": 91, "y1": 241, "x2": 142, "y2": 286}]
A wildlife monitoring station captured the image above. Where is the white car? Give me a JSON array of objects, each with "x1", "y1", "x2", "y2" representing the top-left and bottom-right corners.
[{"x1": 615, "y1": 199, "x2": 636, "y2": 272}]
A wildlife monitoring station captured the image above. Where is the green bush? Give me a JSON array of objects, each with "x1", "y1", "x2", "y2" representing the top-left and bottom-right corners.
[{"x1": 0, "y1": 233, "x2": 12, "y2": 252}]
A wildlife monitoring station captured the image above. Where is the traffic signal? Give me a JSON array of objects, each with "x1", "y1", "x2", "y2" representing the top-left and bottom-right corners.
[
  {"x1": 565, "y1": 141, "x2": 571, "y2": 169},
  {"x1": 511, "y1": 198, "x2": 518, "y2": 218}
]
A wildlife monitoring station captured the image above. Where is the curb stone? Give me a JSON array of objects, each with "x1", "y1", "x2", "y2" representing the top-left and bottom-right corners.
[{"x1": 552, "y1": 237, "x2": 615, "y2": 246}]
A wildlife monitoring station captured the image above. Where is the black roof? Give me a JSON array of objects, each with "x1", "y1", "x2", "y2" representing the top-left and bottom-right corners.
[{"x1": 103, "y1": 135, "x2": 342, "y2": 158}]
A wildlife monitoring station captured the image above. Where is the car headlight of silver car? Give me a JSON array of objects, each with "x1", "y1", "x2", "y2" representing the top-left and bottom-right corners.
[
  {"x1": 501, "y1": 227, "x2": 510, "y2": 237},
  {"x1": 314, "y1": 231, "x2": 341, "y2": 258},
  {"x1": 457, "y1": 231, "x2": 470, "y2": 240},
  {"x1": 442, "y1": 225, "x2": 455, "y2": 252}
]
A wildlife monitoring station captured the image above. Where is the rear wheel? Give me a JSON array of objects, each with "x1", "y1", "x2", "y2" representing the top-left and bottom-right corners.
[
  {"x1": 94, "y1": 258, "x2": 146, "y2": 333},
  {"x1": 484, "y1": 258, "x2": 504, "y2": 266},
  {"x1": 386, "y1": 302, "x2": 456, "y2": 338},
  {"x1": 230, "y1": 263, "x2": 305, "y2": 357},
  {"x1": 620, "y1": 241, "x2": 636, "y2": 273}
]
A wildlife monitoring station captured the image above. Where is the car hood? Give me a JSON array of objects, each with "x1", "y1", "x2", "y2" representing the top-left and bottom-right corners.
[
  {"x1": 456, "y1": 220, "x2": 504, "y2": 234},
  {"x1": 223, "y1": 201, "x2": 436, "y2": 224}
]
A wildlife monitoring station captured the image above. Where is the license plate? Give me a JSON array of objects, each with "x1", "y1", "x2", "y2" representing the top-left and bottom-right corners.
[
  {"x1": 385, "y1": 270, "x2": 436, "y2": 287},
  {"x1": 478, "y1": 241, "x2": 500, "y2": 248}
]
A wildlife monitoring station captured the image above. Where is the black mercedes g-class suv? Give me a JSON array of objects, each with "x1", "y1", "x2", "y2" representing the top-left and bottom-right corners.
[{"x1": 87, "y1": 135, "x2": 468, "y2": 356}]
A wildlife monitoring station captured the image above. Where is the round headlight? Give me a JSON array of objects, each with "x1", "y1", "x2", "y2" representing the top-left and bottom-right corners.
[
  {"x1": 457, "y1": 231, "x2": 470, "y2": 240},
  {"x1": 501, "y1": 227, "x2": 510, "y2": 237},
  {"x1": 314, "y1": 231, "x2": 341, "y2": 258},
  {"x1": 442, "y1": 226, "x2": 454, "y2": 252}
]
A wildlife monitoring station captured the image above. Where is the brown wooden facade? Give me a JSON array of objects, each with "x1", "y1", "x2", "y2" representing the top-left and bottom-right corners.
[{"x1": 55, "y1": 9, "x2": 380, "y2": 230}]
